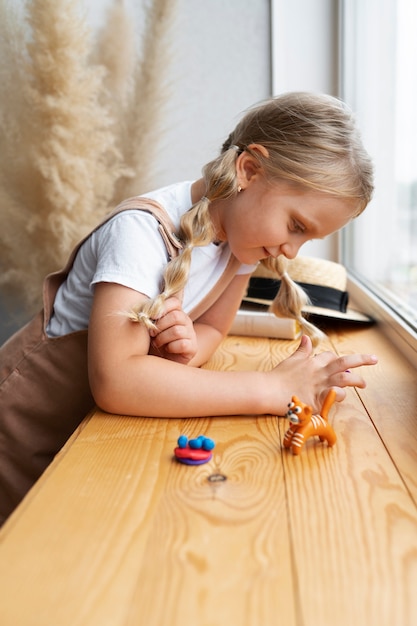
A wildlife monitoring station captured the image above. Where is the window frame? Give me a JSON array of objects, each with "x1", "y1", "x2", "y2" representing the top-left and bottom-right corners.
[
  {"x1": 339, "y1": 0, "x2": 417, "y2": 368},
  {"x1": 270, "y1": 0, "x2": 417, "y2": 367},
  {"x1": 347, "y1": 272, "x2": 417, "y2": 368}
]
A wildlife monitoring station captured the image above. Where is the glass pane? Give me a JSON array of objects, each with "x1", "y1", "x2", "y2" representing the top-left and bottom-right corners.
[{"x1": 341, "y1": 0, "x2": 417, "y2": 329}]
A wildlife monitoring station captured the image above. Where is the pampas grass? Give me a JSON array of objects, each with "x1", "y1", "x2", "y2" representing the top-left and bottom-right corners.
[
  {"x1": 93, "y1": 0, "x2": 136, "y2": 108},
  {"x1": 105, "y1": 0, "x2": 179, "y2": 200},
  {"x1": 94, "y1": 0, "x2": 179, "y2": 202},
  {"x1": 0, "y1": 0, "x2": 177, "y2": 314}
]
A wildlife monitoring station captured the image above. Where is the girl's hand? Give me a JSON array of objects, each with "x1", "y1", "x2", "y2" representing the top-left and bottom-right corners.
[
  {"x1": 149, "y1": 296, "x2": 198, "y2": 365},
  {"x1": 269, "y1": 335, "x2": 378, "y2": 415}
]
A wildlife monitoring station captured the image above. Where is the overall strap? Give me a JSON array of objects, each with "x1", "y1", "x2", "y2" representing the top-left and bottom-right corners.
[
  {"x1": 42, "y1": 195, "x2": 241, "y2": 326},
  {"x1": 43, "y1": 197, "x2": 183, "y2": 325},
  {"x1": 112, "y1": 196, "x2": 183, "y2": 260}
]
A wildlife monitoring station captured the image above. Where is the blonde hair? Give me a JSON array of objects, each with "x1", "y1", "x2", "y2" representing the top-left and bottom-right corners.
[{"x1": 129, "y1": 92, "x2": 374, "y2": 344}]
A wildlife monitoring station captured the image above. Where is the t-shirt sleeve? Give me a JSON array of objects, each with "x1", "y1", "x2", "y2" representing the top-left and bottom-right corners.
[{"x1": 91, "y1": 211, "x2": 169, "y2": 299}]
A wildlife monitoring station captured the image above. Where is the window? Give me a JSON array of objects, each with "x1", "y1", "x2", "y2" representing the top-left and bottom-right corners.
[{"x1": 341, "y1": 0, "x2": 417, "y2": 366}]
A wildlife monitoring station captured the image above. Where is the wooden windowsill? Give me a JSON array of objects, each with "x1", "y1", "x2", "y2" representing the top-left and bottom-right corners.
[{"x1": 0, "y1": 322, "x2": 416, "y2": 625}]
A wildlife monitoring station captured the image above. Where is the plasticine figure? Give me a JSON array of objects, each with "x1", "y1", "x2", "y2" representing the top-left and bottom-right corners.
[
  {"x1": 174, "y1": 434, "x2": 216, "y2": 465},
  {"x1": 284, "y1": 389, "x2": 337, "y2": 455}
]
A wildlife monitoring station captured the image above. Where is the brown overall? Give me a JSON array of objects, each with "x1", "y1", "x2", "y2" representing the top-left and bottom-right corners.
[{"x1": 0, "y1": 197, "x2": 240, "y2": 525}]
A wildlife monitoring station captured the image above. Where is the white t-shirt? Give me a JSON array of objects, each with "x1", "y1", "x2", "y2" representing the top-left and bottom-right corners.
[{"x1": 47, "y1": 181, "x2": 256, "y2": 337}]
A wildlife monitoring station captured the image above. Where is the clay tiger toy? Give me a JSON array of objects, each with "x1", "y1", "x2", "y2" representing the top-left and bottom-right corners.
[{"x1": 283, "y1": 389, "x2": 337, "y2": 455}]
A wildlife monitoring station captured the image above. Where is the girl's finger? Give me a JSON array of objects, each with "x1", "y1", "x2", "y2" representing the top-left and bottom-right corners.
[{"x1": 153, "y1": 296, "x2": 182, "y2": 320}]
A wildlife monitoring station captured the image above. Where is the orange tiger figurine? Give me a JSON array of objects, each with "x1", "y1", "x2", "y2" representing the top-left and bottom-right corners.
[{"x1": 283, "y1": 389, "x2": 337, "y2": 455}]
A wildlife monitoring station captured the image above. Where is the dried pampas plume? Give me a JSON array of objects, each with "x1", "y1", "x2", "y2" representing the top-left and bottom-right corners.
[
  {"x1": 0, "y1": 0, "x2": 177, "y2": 314},
  {"x1": 92, "y1": 0, "x2": 136, "y2": 108},
  {"x1": 113, "y1": 0, "x2": 179, "y2": 199},
  {"x1": 93, "y1": 0, "x2": 179, "y2": 203}
]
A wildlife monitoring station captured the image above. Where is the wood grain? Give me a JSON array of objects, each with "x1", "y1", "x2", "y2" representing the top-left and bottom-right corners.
[
  {"x1": 328, "y1": 324, "x2": 417, "y2": 503},
  {"x1": 279, "y1": 391, "x2": 417, "y2": 625},
  {"x1": 0, "y1": 326, "x2": 416, "y2": 626}
]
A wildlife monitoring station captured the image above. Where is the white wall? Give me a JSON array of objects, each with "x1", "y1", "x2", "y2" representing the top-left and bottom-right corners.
[
  {"x1": 85, "y1": 0, "x2": 338, "y2": 190},
  {"x1": 271, "y1": 0, "x2": 339, "y2": 259},
  {"x1": 0, "y1": 0, "x2": 337, "y2": 342},
  {"x1": 271, "y1": 0, "x2": 338, "y2": 95},
  {"x1": 86, "y1": 0, "x2": 271, "y2": 185}
]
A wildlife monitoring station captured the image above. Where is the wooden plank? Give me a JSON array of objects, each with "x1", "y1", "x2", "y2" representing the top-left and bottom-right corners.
[
  {"x1": 125, "y1": 415, "x2": 296, "y2": 626},
  {"x1": 327, "y1": 324, "x2": 417, "y2": 503},
  {"x1": 0, "y1": 414, "x2": 175, "y2": 625},
  {"x1": 0, "y1": 335, "x2": 298, "y2": 626},
  {"x1": 203, "y1": 333, "x2": 293, "y2": 372},
  {"x1": 0, "y1": 411, "x2": 296, "y2": 626},
  {"x1": 0, "y1": 327, "x2": 416, "y2": 626},
  {"x1": 278, "y1": 390, "x2": 417, "y2": 626},
  {"x1": 277, "y1": 323, "x2": 417, "y2": 626}
]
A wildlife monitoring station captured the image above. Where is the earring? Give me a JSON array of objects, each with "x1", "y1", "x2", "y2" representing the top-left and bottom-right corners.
[{"x1": 237, "y1": 185, "x2": 242, "y2": 193}]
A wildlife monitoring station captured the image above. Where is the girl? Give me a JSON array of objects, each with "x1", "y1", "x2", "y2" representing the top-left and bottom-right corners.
[{"x1": 0, "y1": 92, "x2": 377, "y2": 523}]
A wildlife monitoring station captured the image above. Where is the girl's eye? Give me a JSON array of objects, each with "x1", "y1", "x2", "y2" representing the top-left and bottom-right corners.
[{"x1": 290, "y1": 220, "x2": 305, "y2": 234}]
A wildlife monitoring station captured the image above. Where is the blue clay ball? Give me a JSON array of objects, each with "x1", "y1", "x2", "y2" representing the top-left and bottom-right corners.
[
  {"x1": 188, "y1": 438, "x2": 203, "y2": 449},
  {"x1": 177, "y1": 435, "x2": 188, "y2": 448},
  {"x1": 202, "y1": 437, "x2": 215, "y2": 451}
]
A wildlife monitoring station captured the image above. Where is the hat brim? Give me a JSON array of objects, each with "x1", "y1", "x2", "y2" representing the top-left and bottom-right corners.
[{"x1": 242, "y1": 296, "x2": 373, "y2": 324}]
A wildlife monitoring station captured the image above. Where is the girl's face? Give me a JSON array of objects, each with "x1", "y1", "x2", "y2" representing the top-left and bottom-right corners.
[{"x1": 214, "y1": 173, "x2": 356, "y2": 266}]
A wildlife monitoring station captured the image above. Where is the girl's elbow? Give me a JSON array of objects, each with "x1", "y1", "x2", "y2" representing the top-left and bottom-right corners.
[{"x1": 89, "y1": 370, "x2": 120, "y2": 414}]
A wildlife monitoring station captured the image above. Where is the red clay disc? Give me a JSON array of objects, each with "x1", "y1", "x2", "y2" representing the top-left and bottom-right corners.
[{"x1": 174, "y1": 446, "x2": 212, "y2": 461}]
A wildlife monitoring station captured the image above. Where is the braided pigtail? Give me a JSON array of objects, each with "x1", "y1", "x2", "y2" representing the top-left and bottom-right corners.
[
  {"x1": 259, "y1": 255, "x2": 326, "y2": 346},
  {"x1": 128, "y1": 145, "x2": 241, "y2": 329},
  {"x1": 126, "y1": 92, "x2": 374, "y2": 339},
  {"x1": 202, "y1": 142, "x2": 243, "y2": 200}
]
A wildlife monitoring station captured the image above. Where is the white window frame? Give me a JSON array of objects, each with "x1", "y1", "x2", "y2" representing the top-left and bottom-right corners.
[
  {"x1": 339, "y1": 0, "x2": 417, "y2": 368},
  {"x1": 271, "y1": 0, "x2": 417, "y2": 368}
]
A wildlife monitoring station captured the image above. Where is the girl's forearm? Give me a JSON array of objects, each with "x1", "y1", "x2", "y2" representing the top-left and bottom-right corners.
[
  {"x1": 91, "y1": 354, "x2": 274, "y2": 418},
  {"x1": 186, "y1": 322, "x2": 225, "y2": 367}
]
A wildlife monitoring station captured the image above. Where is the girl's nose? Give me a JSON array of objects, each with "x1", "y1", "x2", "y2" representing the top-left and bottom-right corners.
[{"x1": 280, "y1": 242, "x2": 301, "y2": 260}]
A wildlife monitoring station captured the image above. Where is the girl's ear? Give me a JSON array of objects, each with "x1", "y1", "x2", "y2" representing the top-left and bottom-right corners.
[
  {"x1": 236, "y1": 143, "x2": 269, "y2": 190},
  {"x1": 247, "y1": 143, "x2": 269, "y2": 159}
]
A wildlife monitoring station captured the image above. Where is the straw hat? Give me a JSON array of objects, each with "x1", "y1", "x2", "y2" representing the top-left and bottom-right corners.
[{"x1": 243, "y1": 256, "x2": 372, "y2": 323}]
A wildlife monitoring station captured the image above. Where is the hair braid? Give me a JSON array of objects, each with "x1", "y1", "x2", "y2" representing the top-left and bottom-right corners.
[
  {"x1": 128, "y1": 145, "x2": 240, "y2": 328},
  {"x1": 126, "y1": 92, "x2": 373, "y2": 346},
  {"x1": 260, "y1": 256, "x2": 326, "y2": 346}
]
